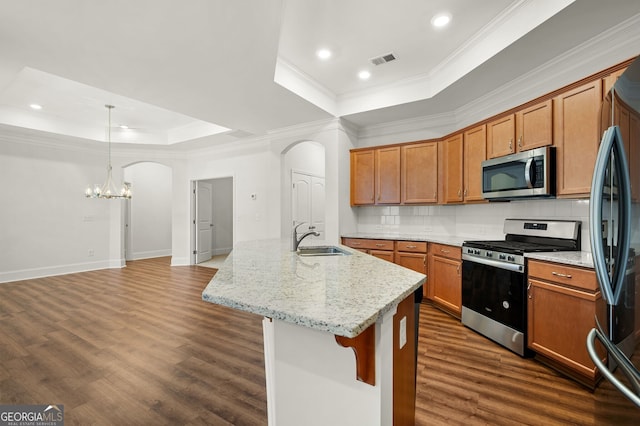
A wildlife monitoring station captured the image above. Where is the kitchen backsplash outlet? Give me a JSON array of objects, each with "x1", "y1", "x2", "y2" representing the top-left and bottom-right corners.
[{"x1": 355, "y1": 199, "x2": 591, "y2": 251}]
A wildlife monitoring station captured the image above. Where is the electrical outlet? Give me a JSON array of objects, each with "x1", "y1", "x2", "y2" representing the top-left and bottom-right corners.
[
  {"x1": 399, "y1": 316, "x2": 407, "y2": 349},
  {"x1": 251, "y1": 193, "x2": 257, "y2": 200}
]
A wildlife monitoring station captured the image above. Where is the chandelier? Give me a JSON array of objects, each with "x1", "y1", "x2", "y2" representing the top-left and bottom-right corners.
[{"x1": 85, "y1": 105, "x2": 132, "y2": 199}]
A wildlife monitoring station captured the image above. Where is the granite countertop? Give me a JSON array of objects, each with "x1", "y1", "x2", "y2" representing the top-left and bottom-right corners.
[
  {"x1": 341, "y1": 232, "x2": 466, "y2": 247},
  {"x1": 342, "y1": 232, "x2": 595, "y2": 268},
  {"x1": 526, "y1": 251, "x2": 594, "y2": 268},
  {"x1": 201, "y1": 239, "x2": 426, "y2": 338}
]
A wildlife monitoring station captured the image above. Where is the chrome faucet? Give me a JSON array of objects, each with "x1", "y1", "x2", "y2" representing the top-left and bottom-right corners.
[{"x1": 291, "y1": 221, "x2": 320, "y2": 251}]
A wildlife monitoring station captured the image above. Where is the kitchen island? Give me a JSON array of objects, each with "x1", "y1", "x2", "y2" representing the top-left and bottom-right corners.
[{"x1": 202, "y1": 239, "x2": 425, "y2": 426}]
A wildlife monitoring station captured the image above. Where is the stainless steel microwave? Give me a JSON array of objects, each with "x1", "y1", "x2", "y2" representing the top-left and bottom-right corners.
[{"x1": 481, "y1": 146, "x2": 555, "y2": 200}]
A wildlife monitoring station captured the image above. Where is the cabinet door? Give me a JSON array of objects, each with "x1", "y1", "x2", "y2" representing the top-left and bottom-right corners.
[
  {"x1": 402, "y1": 142, "x2": 438, "y2": 204},
  {"x1": 370, "y1": 249, "x2": 394, "y2": 263},
  {"x1": 376, "y1": 146, "x2": 401, "y2": 204},
  {"x1": 396, "y1": 252, "x2": 427, "y2": 297},
  {"x1": 516, "y1": 99, "x2": 553, "y2": 151},
  {"x1": 554, "y1": 79, "x2": 602, "y2": 197},
  {"x1": 527, "y1": 278, "x2": 605, "y2": 380},
  {"x1": 431, "y1": 255, "x2": 462, "y2": 316},
  {"x1": 350, "y1": 150, "x2": 375, "y2": 205},
  {"x1": 487, "y1": 114, "x2": 515, "y2": 159},
  {"x1": 442, "y1": 134, "x2": 463, "y2": 204},
  {"x1": 463, "y1": 124, "x2": 486, "y2": 202}
]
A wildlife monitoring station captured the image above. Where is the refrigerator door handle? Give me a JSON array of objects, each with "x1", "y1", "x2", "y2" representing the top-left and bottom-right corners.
[
  {"x1": 587, "y1": 326, "x2": 640, "y2": 407},
  {"x1": 589, "y1": 126, "x2": 632, "y2": 305}
]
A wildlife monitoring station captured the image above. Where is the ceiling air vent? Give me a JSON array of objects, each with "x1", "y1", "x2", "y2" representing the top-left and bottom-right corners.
[{"x1": 370, "y1": 52, "x2": 397, "y2": 66}]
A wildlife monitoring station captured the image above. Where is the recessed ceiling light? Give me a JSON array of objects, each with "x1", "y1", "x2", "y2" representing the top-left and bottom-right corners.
[
  {"x1": 120, "y1": 125, "x2": 129, "y2": 129},
  {"x1": 316, "y1": 48, "x2": 332, "y2": 60},
  {"x1": 358, "y1": 70, "x2": 371, "y2": 80},
  {"x1": 29, "y1": 103, "x2": 43, "y2": 110},
  {"x1": 431, "y1": 13, "x2": 451, "y2": 28}
]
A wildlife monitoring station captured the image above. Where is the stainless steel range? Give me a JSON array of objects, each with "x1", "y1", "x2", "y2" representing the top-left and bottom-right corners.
[{"x1": 461, "y1": 219, "x2": 581, "y2": 356}]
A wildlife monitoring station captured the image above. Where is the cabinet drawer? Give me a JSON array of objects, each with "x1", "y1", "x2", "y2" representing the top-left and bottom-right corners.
[
  {"x1": 342, "y1": 238, "x2": 394, "y2": 251},
  {"x1": 528, "y1": 260, "x2": 597, "y2": 292},
  {"x1": 396, "y1": 241, "x2": 427, "y2": 253},
  {"x1": 430, "y1": 243, "x2": 461, "y2": 260}
]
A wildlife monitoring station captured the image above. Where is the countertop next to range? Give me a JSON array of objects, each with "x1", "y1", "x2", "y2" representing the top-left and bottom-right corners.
[
  {"x1": 342, "y1": 232, "x2": 595, "y2": 269},
  {"x1": 201, "y1": 239, "x2": 425, "y2": 338}
]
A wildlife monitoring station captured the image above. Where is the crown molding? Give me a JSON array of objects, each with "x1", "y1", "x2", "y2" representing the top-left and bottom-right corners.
[{"x1": 357, "y1": 12, "x2": 640, "y2": 142}]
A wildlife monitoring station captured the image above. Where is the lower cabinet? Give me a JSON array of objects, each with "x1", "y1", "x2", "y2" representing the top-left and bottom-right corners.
[
  {"x1": 395, "y1": 241, "x2": 428, "y2": 298},
  {"x1": 527, "y1": 260, "x2": 606, "y2": 388},
  {"x1": 428, "y1": 243, "x2": 462, "y2": 317},
  {"x1": 342, "y1": 238, "x2": 395, "y2": 262}
]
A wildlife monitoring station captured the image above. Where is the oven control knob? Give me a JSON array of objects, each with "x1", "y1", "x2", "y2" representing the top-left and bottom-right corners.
[
  {"x1": 467, "y1": 248, "x2": 473, "y2": 254},
  {"x1": 474, "y1": 250, "x2": 481, "y2": 255},
  {"x1": 499, "y1": 254, "x2": 506, "y2": 260},
  {"x1": 486, "y1": 251, "x2": 493, "y2": 258},
  {"x1": 507, "y1": 255, "x2": 515, "y2": 262}
]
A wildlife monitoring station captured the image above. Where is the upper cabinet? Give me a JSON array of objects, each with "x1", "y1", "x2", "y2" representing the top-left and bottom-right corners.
[
  {"x1": 441, "y1": 133, "x2": 464, "y2": 204},
  {"x1": 350, "y1": 149, "x2": 375, "y2": 205},
  {"x1": 351, "y1": 146, "x2": 400, "y2": 206},
  {"x1": 487, "y1": 99, "x2": 553, "y2": 159},
  {"x1": 376, "y1": 146, "x2": 401, "y2": 204},
  {"x1": 554, "y1": 79, "x2": 602, "y2": 197},
  {"x1": 487, "y1": 114, "x2": 515, "y2": 159},
  {"x1": 463, "y1": 124, "x2": 487, "y2": 202},
  {"x1": 515, "y1": 99, "x2": 553, "y2": 151},
  {"x1": 402, "y1": 142, "x2": 438, "y2": 204}
]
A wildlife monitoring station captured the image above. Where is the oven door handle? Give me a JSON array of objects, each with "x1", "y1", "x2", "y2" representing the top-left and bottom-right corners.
[{"x1": 462, "y1": 254, "x2": 524, "y2": 273}]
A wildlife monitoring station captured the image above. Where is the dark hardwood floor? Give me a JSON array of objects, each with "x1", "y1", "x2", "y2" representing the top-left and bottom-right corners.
[{"x1": 0, "y1": 258, "x2": 638, "y2": 425}]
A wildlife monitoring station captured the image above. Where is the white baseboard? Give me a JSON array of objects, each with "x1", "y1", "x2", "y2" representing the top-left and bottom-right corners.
[
  {"x1": 171, "y1": 256, "x2": 190, "y2": 266},
  {"x1": 0, "y1": 259, "x2": 122, "y2": 284},
  {"x1": 128, "y1": 249, "x2": 172, "y2": 261},
  {"x1": 212, "y1": 247, "x2": 232, "y2": 256}
]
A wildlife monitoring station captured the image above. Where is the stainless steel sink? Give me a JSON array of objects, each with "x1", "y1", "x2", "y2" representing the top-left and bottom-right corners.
[{"x1": 297, "y1": 246, "x2": 352, "y2": 256}]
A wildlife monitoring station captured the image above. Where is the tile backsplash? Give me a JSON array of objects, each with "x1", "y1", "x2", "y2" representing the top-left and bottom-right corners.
[{"x1": 355, "y1": 198, "x2": 591, "y2": 251}]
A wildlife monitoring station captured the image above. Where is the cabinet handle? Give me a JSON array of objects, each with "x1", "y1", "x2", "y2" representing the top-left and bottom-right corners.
[
  {"x1": 464, "y1": 188, "x2": 468, "y2": 197},
  {"x1": 518, "y1": 136, "x2": 522, "y2": 148},
  {"x1": 527, "y1": 282, "x2": 532, "y2": 299},
  {"x1": 406, "y1": 245, "x2": 417, "y2": 249},
  {"x1": 351, "y1": 242, "x2": 362, "y2": 246},
  {"x1": 456, "y1": 265, "x2": 460, "y2": 275},
  {"x1": 423, "y1": 256, "x2": 426, "y2": 266},
  {"x1": 441, "y1": 249, "x2": 450, "y2": 254},
  {"x1": 375, "y1": 243, "x2": 385, "y2": 247},
  {"x1": 551, "y1": 271, "x2": 572, "y2": 279},
  {"x1": 457, "y1": 189, "x2": 461, "y2": 197},
  {"x1": 509, "y1": 138, "x2": 513, "y2": 151}
]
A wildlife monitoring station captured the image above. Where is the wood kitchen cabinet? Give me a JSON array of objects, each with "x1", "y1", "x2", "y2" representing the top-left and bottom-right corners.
[
  {"x1": 488, "y1": 100, "x2": 553, "y2": 159},
  {"x1": 342, "y1": 238, "x2": 395, "y2": 262},
  {"x1": 527, "y1": 260, "x2": 606, "y2": 388},
  {"x1": 395, "y1": 241, "x2": 428, "y2": 298},
  {"x1": 428, "y1": 243, "x2": 462, "y2": 317},
  {"x1": 401, "y1": 142, "x2": 438, "y2": 204},
  {"x1": 463, "y1": 124, "x2": 486, "y2": 202},
  {"x1": 515, "y1": 99, "x2": 553, "y2": 152},
  {"x1": 441, "y1": 133, "x2": 464, "y2": 204},
  {"x1": 350, "y1": 147, "x2": 400, "y2": 206},
  {"x1": 554, "y1": 79, "x2": 603, "y2": 197},
  {"x1": 487, "y1": 114, "x2": 515, "y2": 159}
]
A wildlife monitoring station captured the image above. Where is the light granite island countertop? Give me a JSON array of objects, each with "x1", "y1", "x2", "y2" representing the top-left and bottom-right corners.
[
  {"x1": 201, "y1": 238, "x2": 426, "y2": 338},
  {"x1": 201, "y1": 238, "x2": 426, "y2": 425}
]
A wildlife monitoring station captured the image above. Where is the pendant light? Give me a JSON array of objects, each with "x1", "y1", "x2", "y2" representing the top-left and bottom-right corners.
[{"x1": 85, "y1": 105, "x2": 132, "y2": 199}]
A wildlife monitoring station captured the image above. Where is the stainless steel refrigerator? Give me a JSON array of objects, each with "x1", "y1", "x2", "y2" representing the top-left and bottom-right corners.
[{"x1": 588, "y1": 56, "x2": 640, "y2": 407}]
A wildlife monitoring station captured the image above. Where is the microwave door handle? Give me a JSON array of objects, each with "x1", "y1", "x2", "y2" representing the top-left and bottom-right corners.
[{"x1": 524, "y1": 158, "x2": 534, "y2": 188}]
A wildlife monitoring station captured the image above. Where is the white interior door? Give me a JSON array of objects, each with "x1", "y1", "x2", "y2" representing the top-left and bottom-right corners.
[
  {"x1": 311, "y1": 176, "x2": 325, "y2": 239},
  {"x1": 196, "y1": 181, "x2": 213, "y2": 263},
  {"x1": 292, "y1": 171, "x2": 324, "y2": 240}
]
